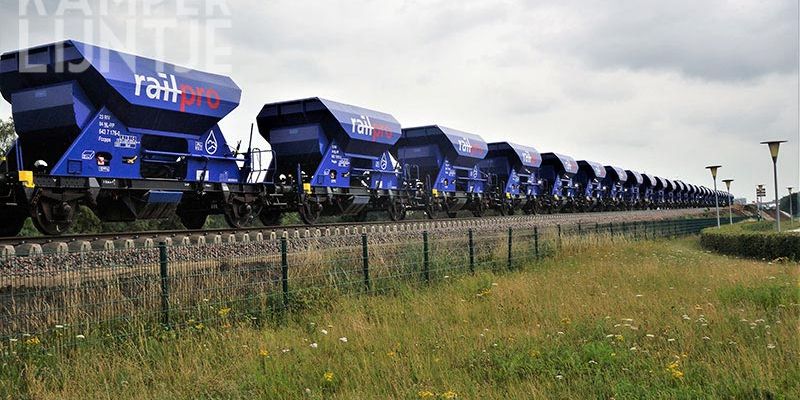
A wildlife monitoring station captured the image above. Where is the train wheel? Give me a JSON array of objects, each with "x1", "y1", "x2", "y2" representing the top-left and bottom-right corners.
[
  {"x1": 179, "y1": 212, "x2": 208, "y2": 230},
  {"x1": 224, "y1": 202, "x2": 254, "y2": 228},
  {"x1": 31, "y1": 200, "x2": 76, "y2": 236},
  {"x1": 424, "y1": 198, "x2": 438, "y2": 219},
  {"x1": 506, "y1": 203, "x2": 516, "y2": 216},
  {"x1": 387, "y1": 200, "x2": 405, "y2": 222},
  {"x1": 298, "y1": 198, "x2": 322, "y2": 225},
  {"x1": 471, "y1": 202, "x2": 485, "y2": 218},
  {"x1": 523, "y1": 202, "x2": 536, "y2": 215},
  {"x1": 354, "y1": 209, "x2": 370, "y2": 222},
  {"x1": 259, "y1": 210, "x2": 282, "y2": 226},
  {"x1": 424, "y1": 204, "x2": 437, "y2": 219},
  {"x1": 0, "y1": 208, "x2": 27, "y2": 237}
]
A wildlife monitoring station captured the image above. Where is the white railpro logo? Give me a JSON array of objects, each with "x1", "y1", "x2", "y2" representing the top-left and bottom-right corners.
[
  {"x1": 350, "y1": 115, "x2": 374, "y2": 137},
  {"x1": 522, "y1": 151, "x2": 532, "y2": 164},
  {"x1": 134, "y1": 73, "x2": 182, "y2": 103},
  {"x1": 458, "y1": 137, "x2": 473, "y2": 154},
  {"x1": 133, "y1": 72, "x2": 222, "y2": 112}
]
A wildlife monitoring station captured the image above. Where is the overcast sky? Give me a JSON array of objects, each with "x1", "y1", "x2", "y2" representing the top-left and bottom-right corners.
[{"x1": 1, "y1": 0, "x2": 798, "y2": 200}]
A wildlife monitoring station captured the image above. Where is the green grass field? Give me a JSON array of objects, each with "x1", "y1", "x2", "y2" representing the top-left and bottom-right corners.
[{"x1": 3, "y1": 236, "x2": 797, "y2": 399}]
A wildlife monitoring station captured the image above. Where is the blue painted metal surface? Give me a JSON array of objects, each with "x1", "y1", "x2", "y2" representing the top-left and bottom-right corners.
[{"x1": 147, "y1": 190, "x2": 184, "y2": 204}]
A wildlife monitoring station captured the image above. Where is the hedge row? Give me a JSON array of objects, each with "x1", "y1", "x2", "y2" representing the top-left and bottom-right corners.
[{"x1": 700, "y1": 226, "x2": 800, "y2": 261}]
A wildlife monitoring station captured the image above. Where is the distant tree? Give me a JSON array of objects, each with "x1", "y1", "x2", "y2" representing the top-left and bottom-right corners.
[
  {"x1": 0, "y1": 117, "x2": 15, "y2": 154},
  {"x1": 780, "y1": 193, "x2": 799, "y2": 217}
]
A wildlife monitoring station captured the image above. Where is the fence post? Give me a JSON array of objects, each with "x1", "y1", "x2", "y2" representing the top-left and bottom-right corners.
[
  {"x1": 281, "y1": 237, "x2": 289, "y2": 308},
  {"x1": 595, "y1": 222, "x2": 600, "y2": 243},
  {"x1": 534, "y1": 226, "x2": 540, "y2": 260},
  {"x1": 468, "y1": 229, "x2": 475, "y2": 274},
  {"x1": 610, "y1": 222, "x2": 614, "y2": 242},
  {"x1": 423, "y1": 231, "x2": 430, "y2": 283},
  {"x1": 557, "y1": 224, "x2": 562, "y2": 250},
  {"x1": 361, "y1": 233, "x2": 371, "y2": 292},
  {"x1": 507, "y1": 227, "x2": 513, "y2": 270},
  {"x1": 158, "y1": 242, "x2": 170, "y2": 327}
]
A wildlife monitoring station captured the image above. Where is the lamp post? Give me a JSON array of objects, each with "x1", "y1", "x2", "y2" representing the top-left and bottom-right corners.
[
  {"x1": 722, "y1": 179, "x2": 734, "y2": 224},
  {"x1": 706, "y1": 165, "x2": 721, "y2": 228},
  {"x1": 760, "y1": 140, "x2": 786, "y2": 232},
  {"x1": 789, "y1": 187, "x2": 794, "y2": 224}
]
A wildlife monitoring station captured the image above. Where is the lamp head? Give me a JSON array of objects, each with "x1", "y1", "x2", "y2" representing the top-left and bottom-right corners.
[
  {"x1": 722, "y1": 179, "x2": 733, "y2": 191},
  {"x1": 705, "y1": 165, "x2": 721, "y2": 179},
  {"x1": 760, "y1": 140, "x2": 787, "y2": 161}
]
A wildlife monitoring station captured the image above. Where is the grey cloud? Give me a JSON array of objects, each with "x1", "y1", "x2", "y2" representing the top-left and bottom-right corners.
[{"x1": 540, "y1": 0, "x2": 798, "y2": 81}]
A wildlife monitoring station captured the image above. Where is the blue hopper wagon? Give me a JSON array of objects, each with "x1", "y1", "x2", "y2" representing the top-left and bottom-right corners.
[
  {"x1": 393, "y1": 125, "x2": 488, "y2": 218},
  {"x1": 480, "y1": 142, "x2": 542, "y2": 215},
  {"x1": 625, "y1": 170, "x2": 645, "y2": 209},
  {"x1": 0, "y1": 40, "x2": 260, "y2": 235},
  {"x1": 255, "y1": 97, "x2": 403, "y2": 224},
  {"x1": 640, "y1": 173, "x2": 658, "y2": 209},
  {"x1": 575, "y1": 160, "x2": 608, "y2": 212},
  {"x1": 603, "y1": 166, "x2": 628, "y2": 210},
  {"x1": 663, "y1": 178, "x2": 676, "y2": 207},
  {"x1": 675, "y1": 181, "x2": 688, "y2": 207},
  {"x1": 540, "y1": 153, "x2": 579, "y2": 212}
]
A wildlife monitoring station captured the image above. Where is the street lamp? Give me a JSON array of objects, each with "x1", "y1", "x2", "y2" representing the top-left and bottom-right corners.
[
  {"x1": 789, "y1": 187, "x2": 794, "y2": 224},
  {"x1": 760, "y1": 140, "x2": 787, "y2": 232},
  {"x1": 722, "y1": 179, "x2": 734, "y2": 225},
  {"x1": 706, "y1": 165, "x2": 721, "y2": 228}
]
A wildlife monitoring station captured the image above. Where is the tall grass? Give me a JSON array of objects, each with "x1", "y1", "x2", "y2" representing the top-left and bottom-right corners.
[{"x1": 1, "y1": 236, "x2": 797, "y2": 399}]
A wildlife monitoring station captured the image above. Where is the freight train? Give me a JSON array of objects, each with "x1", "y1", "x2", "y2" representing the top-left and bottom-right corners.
[{"x1": 0, "y1": 41, "x2": 732, "y2": 236}]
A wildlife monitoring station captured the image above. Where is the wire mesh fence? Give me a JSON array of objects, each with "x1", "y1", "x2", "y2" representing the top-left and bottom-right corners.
[{"x1": 0, "y1": 217, "x2": 742, "y2": 347}]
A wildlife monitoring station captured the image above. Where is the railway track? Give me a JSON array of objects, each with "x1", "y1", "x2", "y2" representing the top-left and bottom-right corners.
[{"x1": 0, "y1": 208, "x2": 710, "y2": 257}]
